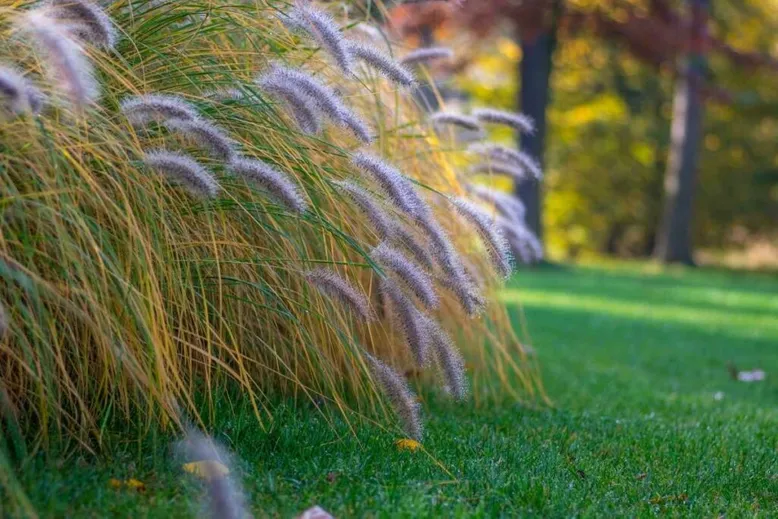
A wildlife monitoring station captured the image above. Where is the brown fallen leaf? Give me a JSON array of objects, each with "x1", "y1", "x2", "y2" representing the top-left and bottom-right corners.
[
  {"x1": 636, "y1": 473, "x2": 647, "y2": 480},
  {"x1": 326, "y1": 471, "x2": 338, "y2": 484},
  {"x1": 297, "y1": 505, "x2": 334, "y2": 519}
]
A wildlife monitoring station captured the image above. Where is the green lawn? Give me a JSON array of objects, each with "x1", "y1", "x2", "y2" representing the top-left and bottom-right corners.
[{"x1": 10, "y1": 263, "x2": 778, "y2": 517}]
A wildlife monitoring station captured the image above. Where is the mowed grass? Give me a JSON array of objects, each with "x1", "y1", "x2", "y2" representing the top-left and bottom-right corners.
[{"x1": 9, "y1": 263, "x2": 778, "y2": 517}]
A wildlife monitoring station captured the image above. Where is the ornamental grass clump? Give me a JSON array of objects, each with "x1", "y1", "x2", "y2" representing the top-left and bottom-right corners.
[{"x1": 0, "y1": 0, "x2": 544, "y2": 479}]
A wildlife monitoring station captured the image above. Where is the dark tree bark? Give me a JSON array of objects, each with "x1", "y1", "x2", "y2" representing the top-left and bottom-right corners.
[
  {"x1": 515, "y1": 6, "x2": 559, "y2": 249},
  {"x1": 654, "y1": 0, "x2": 710, "y2": 265}
]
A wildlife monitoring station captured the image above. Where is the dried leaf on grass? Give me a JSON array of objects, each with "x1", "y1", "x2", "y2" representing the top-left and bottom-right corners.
[
  {"x1": 395, "y1": 438, "x2": 421, "y2": 452},
  {"x1": 108, "y1": 478, "x2": 146, "y2": 492},
  {"x1": 182, "y1": 460, "x2": 230, "y2": 481}
]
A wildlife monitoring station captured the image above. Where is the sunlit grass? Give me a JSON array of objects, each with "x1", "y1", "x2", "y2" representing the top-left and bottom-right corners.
[
  {"x1": 0, "y1": 0, "x2": 543, "y2": 476},
  {"x1": 14, "y1": 263, "x2": 778, "y2": 517}
]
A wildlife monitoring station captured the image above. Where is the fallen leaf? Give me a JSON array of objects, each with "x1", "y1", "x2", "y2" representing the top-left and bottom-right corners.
[
  {"x1": 395, "y1": 438, "x2": 421, "y2": 452},
  {"x1": 326, "y1": 471, "x2": 338, "y2": 484},
  {"x1": 182, "y1": 460, "x2": 230, "y2": 481},
  {"x1": 297, "y1": 505, "x2": 334, "y2": 519},
  {"x1": 636, "y1": 472, "x2": 647, "y2": 480},
  {"x1": 126, "y1": 479, "x2": 146, "y2": 492},
  {"x1": 109, "y1": 478, "x2": 145, "y2": 492}
]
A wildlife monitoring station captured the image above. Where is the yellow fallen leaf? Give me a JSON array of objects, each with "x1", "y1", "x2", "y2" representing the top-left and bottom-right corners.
[
  {"x1": 109, "y1": 478, "x2": 145, "y2": 492},
  {"x1": 182, "y1": 460, "x2": 230, "y2": 481},
  {"x1": 126, "y1": 479, "x2": 146, "y2": 491},
  {"x1": 395, "y1": 438, "x2": 421, "y2": 452}
]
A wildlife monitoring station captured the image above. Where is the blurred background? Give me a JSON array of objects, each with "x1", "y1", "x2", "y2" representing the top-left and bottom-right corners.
[{"x1": 371, "y1": 0, "x2": 778, "y2": 269}]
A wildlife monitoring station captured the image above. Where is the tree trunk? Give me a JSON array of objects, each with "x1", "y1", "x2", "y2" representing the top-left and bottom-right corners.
[
  {"x1": 654, "y1": 0, "x2": 710, "y2": 265},
  {"x1": 516, "y1": 34, "x2": 554, "y2": 244}
]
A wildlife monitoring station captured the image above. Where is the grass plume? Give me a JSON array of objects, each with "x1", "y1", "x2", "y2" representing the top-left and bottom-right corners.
[
  {"x1": 0, "y1": 64, "x2": 44, "y2": 115},
  {"x1": 424, "y1": 316, "x2": 468, "y2": 400},
  {"x1": 364, "y1": 352, "x2": 423, "y2": 440},
  {"x1": 121, "y1": 94, "x2": 200, "y2": 126},
  {"x1": 470, "y1": 162, "x2": 529, "y2": 182},
  {"x1": 452, "y1": 198, "x2": 513, "y2": 278},
  {"x1": 291, "y1": 1, "x2": 352, "y2": 74},
  {"x1": 47, "y1": 0, "x2": 118, "y2": 49},
  {"x1": 372, "y1": 242, "x2": 439, "y2": 310},
  {"x1": 264, "y1": 64, "x2": 373, "y2": 143},
  {"x1": 430, "y1": 112, "x2": 482, "y2": 132},
  {"x1": 18, "y1": 9, "x2": 98, "y2": 107},
  {"x1": 256, "y1": 74, "x2": 322, "y2": 135},
  {"x1": 228, "y1": 157, "x2": 308, "y2": 214},
  {"x1": 164, "y1": 118, "x2": 237, "y2": 162},
  {"x1": 468, "y1": 143, "x2": 543, "y2": 179},
  {"x1": 351, "y1": 151, "x2": 422, "y2": 217},
  {"x1": 305, "y1": 268, "x2": 374, "y2": 323},
  {"x1": 400, "y1": 46, "x2": 453, "y2": 66},
  {"x1": 473, "y1": 108, "x2": 535, "y2": 134},
  {"x1": 380, "y1": 279, "x2": 429, "y2": 366},
  {"x1": 143, "y1": 150, "x2": 220, "y2": 198},
  {"x1": 334, "y1": 181, "x2": 395, "y2": 239},
  {"x1": 346, "y1": 41, "x2": 415, "y2": 88}
]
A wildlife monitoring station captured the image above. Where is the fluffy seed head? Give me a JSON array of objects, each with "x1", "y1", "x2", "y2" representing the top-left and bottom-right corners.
[
  {"x1": 470, "y1": 162, "x2": 528, "y2": 182},
  {"x1": 256, "y1": 74, "x2": 321, "y2": 134},
  {"x1": 177, "y1": 428, "x2": 250, "y2": 519},
  {"x1": 0, "y1": 64, "x2": 44, "y2": 115},
  {"x1": 380, "y1": 279, "x2": 429, "y2": 366},
  {"x1": 468, "y1": 143, "x2": 543, "y2": 179},
  {"x1": 363, "y1": 352, "x2": 423, "y2": 440},
  {"x1": 291, "y1": 1, "x2": 352, "y2": 74},
  {"x1": 264, "y1": 64, "x2": 373, "y2": 143},
  {"x1": 305, "y1": 268, "x2": 373, "y2": 322},
  {"x1": 19, "y1": 10, "x2": 99, "y2": 107},
  {"x1": 346, "y1": 41, "x2": 415, "y2": 88},
  {"x1": 430, "y1": 112, "x2": 482, "y2": 132},
  {"x1": 334, "y1": 181, "x2": 394, "y2": 239},
  {"x1": 400, "y1": 46, "x2": 453, "y2": 66},
  {"x1": 424, "y1": 316, "x2": 468, "y2": 400},
  {"x1": 121, "y1": 94, "x2": 200, "y2": 126},
  {"x1": 47, "y1": 0, "x2": 118, "y2": 49},
  {"x1": 468, "y1": 184, "x2": 526, "y2": 223},
  {"x1": 351, "y1": 151, "x2": 422, "y2": 217},
  {"x1": 372, "y1": 242, "x2": 438, "y2": 310},
  {"x1": 414, "y1": 214, "x2": 483, "y2": 315},
  {"x1": 391, "y1": 222, "x2": 435, "y2": 271},
  {"x1": 499, "y1": 217, "x2": 543, "y2": 264},
  {"x1": 164, "y1": 118, "x2": 237, "y2": 161},
  {"x1": 228, "y1": 157, "x2": 307, "y2": 214},
  {"x1": 473, "y1": 108, "x2": 535, "y2": 134},
  {"x1": 452, "y1": 198, "x2": 513, "y2": 278},
  {"x1": 143, "y1": 150, "x2": 220, "y2": 198}
]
